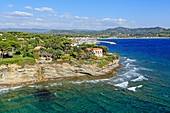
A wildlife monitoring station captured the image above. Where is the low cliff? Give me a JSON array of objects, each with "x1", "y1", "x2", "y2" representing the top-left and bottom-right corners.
[{"x1": 0, "y1": 59, "x2": 120, "y2": 85}]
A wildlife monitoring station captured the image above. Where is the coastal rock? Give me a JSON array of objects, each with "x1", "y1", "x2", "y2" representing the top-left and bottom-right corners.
[{"x1": 0, "y1": 59, "x2": 120, "y2": 85}]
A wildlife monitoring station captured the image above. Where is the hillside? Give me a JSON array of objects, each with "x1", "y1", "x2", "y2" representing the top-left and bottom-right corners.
[
  {"x1": 1, "y1": 27, "x2": 170, "y2": 37},
  {"x1": 48, "y1": 27, "x2": 170, "y2": 37}
]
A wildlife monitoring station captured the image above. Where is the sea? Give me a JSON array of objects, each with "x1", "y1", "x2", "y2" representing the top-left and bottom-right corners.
[{"x1": 0, "y1": 38, "x2": 170, "y2": 113}]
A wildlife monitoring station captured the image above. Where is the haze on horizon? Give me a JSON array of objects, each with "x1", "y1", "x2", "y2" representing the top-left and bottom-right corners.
[{"x1": 0, "y1": 0, "x2": 170, "y2": 30}]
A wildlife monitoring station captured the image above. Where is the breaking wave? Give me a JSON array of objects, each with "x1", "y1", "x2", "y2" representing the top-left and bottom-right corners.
[
  {"x1": 0, "y1": 86, "x2": 23, "y2": 94},
  {"x1": 113, "y1": 81, "x2": 129, "y2": 88},
  {"x1": 127, "y1": 85, "x2": 143, "y2": 92},
  {"x1": 131, "y1": 75, "x2": 148, "y2": 82},
  {"x1": 70, "y1": 57, "x2": 149, "y2": 92},
  {"x1": 108, "y1": 57, "x2": 148, "y2": 91},
  {"x1": 71, "y1": 78, "x2": 110, "y2": 85}
]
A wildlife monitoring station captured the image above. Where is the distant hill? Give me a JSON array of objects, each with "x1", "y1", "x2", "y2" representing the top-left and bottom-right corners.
[
  {"x1": 1, "y1": 27, "x2": 170, "y2": 37},
  {"x1": 48, "y1": 27, "x2": 170, "y2": 37},
  {"x1": 101, "y1": 27, "x2": 169, "y2": 37},
  {"x1": 0, "y1": 28, "x2": 50, "y2": 33},
  {"x1": 48, "y1": 29, "x2": 98, "y2": 35}
]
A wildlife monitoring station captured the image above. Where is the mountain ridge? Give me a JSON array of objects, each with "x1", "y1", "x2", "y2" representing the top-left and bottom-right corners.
[{"x1": 1, "y1": 27, "x2": 170, "y2": 37}]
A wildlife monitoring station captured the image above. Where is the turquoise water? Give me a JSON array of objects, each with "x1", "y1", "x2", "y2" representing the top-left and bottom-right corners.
[{"x1": 0, "y1": 39, "x2": 170, "y2": 113}]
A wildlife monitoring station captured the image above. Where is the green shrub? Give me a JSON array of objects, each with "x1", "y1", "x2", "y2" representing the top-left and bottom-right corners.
[
  {"x1": 61, "y1": 55, "x2": 73, "y2": 60},
  {"x1": 0, "y1": 58, "x2": 19, "y2": 65},
  {"x1": 115, "y1": 53, "x2": 120, "y2": 59},
  {"x1": 98, "y1": 59, "x2": 109, "y2": 68},
  {"x1": 0, "y1": 57, "x2": 35, "y2": 65},
  {"x1": 17, "y1": 57, "x2": 35, "y2": 65}
]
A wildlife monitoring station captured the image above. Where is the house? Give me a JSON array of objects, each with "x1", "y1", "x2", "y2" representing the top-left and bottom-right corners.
[
  {"x1": 71, "y1": 42, "x2": 78, "y2": 46},
  {"x1": 33, "y1": 46, "x2": 45, "y2": 51},
  {"x1": 18, "y1": 38, "x2": 25, "y2": 41},
  {"x1": 86, "y1": 48, "x2": 92, "y2": 51},
  {"x1": 93, "y1": 48, "x2": 103, "y2": 57},
  {"x1": 86, "y1": 48, "x2": 103, "y2": 58},
  {"x1": 34, "y1": 46, "x2": 53, "y2": 63},
  {"x1": 2, "y1": 39, "x2": 6, "y2": 41}
]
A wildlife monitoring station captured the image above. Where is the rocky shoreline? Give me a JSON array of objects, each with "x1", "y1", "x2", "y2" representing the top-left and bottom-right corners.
[{"x1": 0, "y1": 59, "x2": 120, "y2": 86}]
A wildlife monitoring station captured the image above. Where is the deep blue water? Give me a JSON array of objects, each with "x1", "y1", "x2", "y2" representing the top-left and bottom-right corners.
[{"x1": 0, "y1": 38, "x2": 170, "y2": 113}]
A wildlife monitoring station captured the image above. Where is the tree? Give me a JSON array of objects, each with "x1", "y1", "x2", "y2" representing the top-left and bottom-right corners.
[
  {"x1": 0, "y1": 41, "x2": 12, "y2": 59},
  {"x1": 100, "y1": 46, "x2": 109, "y2": 55},
  {"x1": 8, "y1": 41, "x2": 21, "y2": 51}
]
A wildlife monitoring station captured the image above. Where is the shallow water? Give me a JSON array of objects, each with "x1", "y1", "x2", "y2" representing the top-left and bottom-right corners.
[{"x1": 0, "y1": 38, "x2": 170, "y2": 113}]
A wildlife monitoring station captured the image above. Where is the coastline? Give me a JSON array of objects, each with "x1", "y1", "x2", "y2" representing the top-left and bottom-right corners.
[
  {"x1": 0, "y1": 59, "x2": 120, "y2": 86},
  {"x1": 97, "y1": 37, "x2": 170, "y2": 40}
]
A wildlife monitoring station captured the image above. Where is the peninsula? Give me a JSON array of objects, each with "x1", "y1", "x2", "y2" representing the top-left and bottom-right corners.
[{"x1": 0, "y1": 32, "x2": 120, "y2": 86}]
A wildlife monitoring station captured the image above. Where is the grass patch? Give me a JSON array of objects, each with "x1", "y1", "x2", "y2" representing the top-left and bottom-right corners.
[
  {"x1": 0, "y1": 58, "x2": 19, "y2": 65},
  {"x1": 0, "y1": 56, "x2": 35, "y2": 65},
  {"x1": 98, "y1": 59, "x2": 109, "y2": 68}
]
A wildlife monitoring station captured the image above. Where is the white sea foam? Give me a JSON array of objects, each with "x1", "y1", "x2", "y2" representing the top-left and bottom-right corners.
[
  {"x1": 124, "y1": 58, "x2": 136, "y2": 63},
  {"x1": 71, "y1": 80, "x2": 85, "y2": 84},
  {"x1": 117, "y1": 70, "x2": 141, "y2": 81},
  {"x1": 28, "y1": 85, "x2": 43, "y2": 88},
  {"x1": 114, "y1": 81, "x2": 129, "y2": 88},
  {"x1": 10, "y1": 86, "x2": 23, "y2": 90},
  {"x1": 0, "y1": 86, "x2": 23, "y2": 94},
  {"x1": 125, "y1": 63, "x2": 134, "y2": 68},
  {"x1": 133, "y1": 67, "x2": 139, "y2": 71},
  {"x1": 127, "y1": 85, "x2": 143, "y2": 92},
  {"x1": 139, "y1": 67, "x2": 153, "y2": 71},
  {"x1": 71, "y1": 78, "x2": 110, "y2": 85},
  {"x1": 131, "y1": 76, "x2": 148, "y2": 82},
  {"x1": 50, "y1": 83, "x2": 62, "y2": 87}
]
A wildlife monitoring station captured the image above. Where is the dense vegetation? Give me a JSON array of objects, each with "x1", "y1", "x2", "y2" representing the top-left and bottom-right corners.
[{"x1": 0, "y1": 32, "x2": 119, "y2": 67}]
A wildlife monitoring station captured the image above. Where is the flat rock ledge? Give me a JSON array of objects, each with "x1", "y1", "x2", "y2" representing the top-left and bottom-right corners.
[{"x1": 0, "y1": 59, "x2": 120, "y2": 86}]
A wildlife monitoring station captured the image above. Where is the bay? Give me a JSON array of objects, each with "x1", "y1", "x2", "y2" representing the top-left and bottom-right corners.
[{"x1": 0, "y1": 38, "x2": 170, "y2": 113}]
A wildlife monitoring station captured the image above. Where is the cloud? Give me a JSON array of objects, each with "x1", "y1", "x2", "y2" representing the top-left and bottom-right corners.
[
  {"x1": 7, "y1": 4, "x2": 14, "y2": 8},
  {"x1": 21, "y1": 16, "x2": 127, "y2": 29},
  {"x1": 60, "y1": 14, "x2": 89, "y2": 21},
  {"x1": 2, "y1": 8, "x2": 129, "y2": 29},
  {"x1": 59, "y1": 14, "x2": 127, "y2": 29},
  {"x1": 25, "y1": 6, "x2": 54, "y2": 12},
  {"x1": 7, "y1": 11, "x2": 33, "y2": 17},
  {"x1": 20, "y1": 21, "x2": 51, "y2": 27},
  {"x1": 102, "y1": 18, "x2": 126, "y2": 23},
  {"x1": 36, "y1": 18, "x2": 43, "y2": 21},
  {"x1": 0, "y1": 23, "x2": 16, "y2": 28},
  {"x1": 25, "y1": 6, "x2": 33, "y2": 10},
  {"x1": 34, "y1": 7, "x2": 54, "y2": 12}
]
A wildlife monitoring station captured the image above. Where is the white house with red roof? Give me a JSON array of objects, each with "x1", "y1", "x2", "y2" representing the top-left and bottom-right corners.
[
  {"x1": 93, "y1": 48, "x2": 103, "y2": 57},
  {"x1": 86, "y1": 48, "x2": 103, "y2": 57},
  {"x1": 71, "y1": 42, "x2": 78, "y2": 46}
]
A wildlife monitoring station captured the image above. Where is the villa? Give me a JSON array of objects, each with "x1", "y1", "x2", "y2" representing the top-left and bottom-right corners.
[
  {"x1": 71, "y1": 42, "x2": 78, "y2": 46},
  {"x1": 34, "y1": 46, "x2": 53, "y2": 63},
  {"x1": 86, "y1": 48, "x2": 103, "y2": 58},
  {"x1": 18, "y1": 38, "x2": 25, "y2": 41},
  {"x1": 93, "y1": 48, "x2": 103, "y2": 57}
]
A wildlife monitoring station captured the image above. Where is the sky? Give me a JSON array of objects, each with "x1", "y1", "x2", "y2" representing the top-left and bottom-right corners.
[{"x1": 0, "y1": 0, "x2": 170, "y2": 30}]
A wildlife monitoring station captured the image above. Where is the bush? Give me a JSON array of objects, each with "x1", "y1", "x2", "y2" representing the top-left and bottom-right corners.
[
  {"x1": 98, "y1": 59, "x2": 109, "y2": 68},
  {"x1": 0, "y1": 58, "x2": 19, "y2": 65},
  {"x1": 61, "y1": 55, "x2": 73, "y2": 60},
  {"x1": 17, "y1": 57, "x2": 35, "y2": 65},
  {"x1": 0, "y1": 57, "x2": 35, "y2": 65},
  {"x1": 115, "y1": 53, "x2": 120, "y2": 59}
]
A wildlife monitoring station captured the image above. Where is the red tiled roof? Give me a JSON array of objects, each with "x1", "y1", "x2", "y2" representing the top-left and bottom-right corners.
[
  {"x1": 93, "y1": 48, "x2": 102, "y2": 50},
  {"x1": 72, "y1": 42, "x2": 77, "y2": 44},
  {"x1": 86, "y1": 48, "x2": 91, "y2": 51}
]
